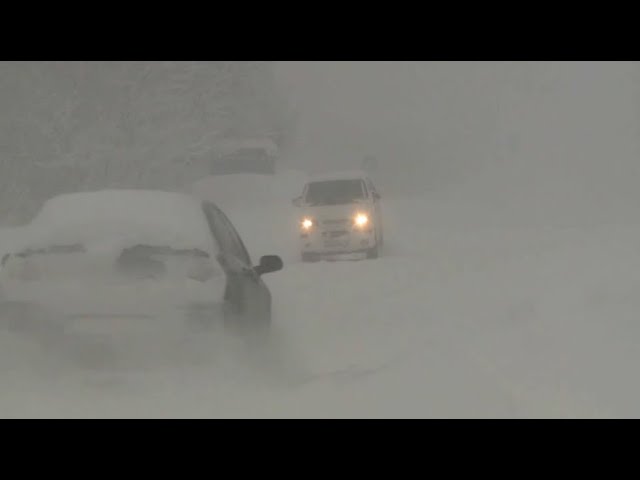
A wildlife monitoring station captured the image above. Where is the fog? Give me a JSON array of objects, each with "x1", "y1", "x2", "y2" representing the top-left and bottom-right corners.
[
  {"x1": 1, "y1": 61, "x2": 639, "y2": 417},
  {"x1": 278, "y1": 62, "x2": 639, "y2": 205}
]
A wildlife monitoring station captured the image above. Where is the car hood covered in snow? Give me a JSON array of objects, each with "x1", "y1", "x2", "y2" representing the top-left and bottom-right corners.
[
  {"x1": 21, "y1": 190, "x2": 218, "y2": 256},
  {"x1": 0, "y1": 190, "x2": 229, "y2": 369}
]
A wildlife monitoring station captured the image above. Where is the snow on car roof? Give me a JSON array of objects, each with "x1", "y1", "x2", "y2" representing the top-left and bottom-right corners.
[{"x1": 23, "y1": 190, "x2": 217, "y2": 255}]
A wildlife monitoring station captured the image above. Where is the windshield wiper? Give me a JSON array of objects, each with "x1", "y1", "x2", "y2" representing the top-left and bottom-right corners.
[
  {"x1": 15, "y1": 244, "x2": 86, "y2": 258},
  {"x1": 121, "y1": 245, "x2": 210, "y2": 258}
]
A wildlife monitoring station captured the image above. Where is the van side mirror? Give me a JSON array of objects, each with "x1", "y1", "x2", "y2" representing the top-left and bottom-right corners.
[
  {"x1": 254, "y1": 255, "x2": 283, "y2": 276},
  {"x1": 292, "y1": 196, "x2": 303, "y2": 207}
]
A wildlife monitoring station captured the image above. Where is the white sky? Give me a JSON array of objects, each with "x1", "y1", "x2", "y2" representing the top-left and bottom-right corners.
[{"x1": 275, "y1": 62, "x2": 639, "y2": 199}]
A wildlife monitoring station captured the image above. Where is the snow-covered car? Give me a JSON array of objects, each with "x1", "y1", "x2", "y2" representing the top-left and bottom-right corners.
[
  {"x1": 0, "y1": 190, "x2": 283, "y2": 364},
  {"x1": 210, "y1": 138, "x2": 279, "y2": 176},
  {"x1": 292, "y1": 172, "x2": 383, "y2": 261}
]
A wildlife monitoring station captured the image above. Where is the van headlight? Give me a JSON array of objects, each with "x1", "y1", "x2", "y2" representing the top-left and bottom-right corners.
[
  {"x1": 354, "y1": 213, "x2": 369, "y2": 228},
  {"x1": 301, "y1": 218, "x2": 314, "y2": 230}
]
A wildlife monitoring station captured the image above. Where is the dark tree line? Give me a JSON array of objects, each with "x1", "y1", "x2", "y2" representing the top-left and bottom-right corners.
[{"x1": 0, "y1": 61, "x2": 292, "y2": 223}]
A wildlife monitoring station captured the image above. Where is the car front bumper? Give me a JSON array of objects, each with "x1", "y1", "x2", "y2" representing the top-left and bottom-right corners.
[{"x1": 299, "y1": 228, "x2": 376, "y2": 255}]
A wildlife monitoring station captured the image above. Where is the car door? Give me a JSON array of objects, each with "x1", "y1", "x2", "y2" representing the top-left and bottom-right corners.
[
  {"x1": 201, "y1": 201, "x2": 272, "y2": 331},
  {"x1": 366, "y1": 178, "x2": 383, "y2": 240}
]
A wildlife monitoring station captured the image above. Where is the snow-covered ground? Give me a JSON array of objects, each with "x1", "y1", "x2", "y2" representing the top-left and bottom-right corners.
[
  {"x1": 0, "y1": 226, "x2": 25, "y2": 260},
  {"x1": 1, "y1": 173, "x2": 640, "y2": 418}
]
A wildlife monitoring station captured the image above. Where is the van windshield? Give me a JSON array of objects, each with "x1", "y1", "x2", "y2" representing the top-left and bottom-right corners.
[{"x1": 304, "y1": 180, "x2": 365, "y2": 206}]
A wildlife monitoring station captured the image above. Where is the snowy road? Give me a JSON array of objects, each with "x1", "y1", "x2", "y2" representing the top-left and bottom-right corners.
[{"x1": 1, "y1": 183, "x2": 640, "y2": 417}]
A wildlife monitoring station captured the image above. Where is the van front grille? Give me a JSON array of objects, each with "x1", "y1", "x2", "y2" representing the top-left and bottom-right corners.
[{"x1": 322, "y1": 219, "x2": 349, "y2": 225}]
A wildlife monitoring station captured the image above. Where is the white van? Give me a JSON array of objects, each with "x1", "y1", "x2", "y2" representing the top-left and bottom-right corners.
[{"x1": 292, "y1": 172, "x2": 383, "y2": 261}]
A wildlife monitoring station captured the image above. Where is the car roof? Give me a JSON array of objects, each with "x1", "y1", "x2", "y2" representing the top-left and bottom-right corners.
[{"x1": 23, "y1": 190, "x2": 217, "y2": 255}]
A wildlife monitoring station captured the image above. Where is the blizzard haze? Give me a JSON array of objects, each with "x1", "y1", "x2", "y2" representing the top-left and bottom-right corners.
[
  {"x1": 1, "y1": 61, "x2": 640, "y2": 418},
  {"x1": 277, "y1": 62, "x2": 639, "y2": 210}
]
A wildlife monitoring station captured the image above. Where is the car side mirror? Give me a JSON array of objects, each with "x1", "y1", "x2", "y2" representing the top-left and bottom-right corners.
[
  {"x1": 254, "y1": 255, "x2": 283, "y2": 276},
  {"x1": 292, "y1": 196, "x2": 303, "y2": 207}
]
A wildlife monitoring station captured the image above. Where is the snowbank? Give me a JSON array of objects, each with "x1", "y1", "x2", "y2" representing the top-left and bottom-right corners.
[
  {"x1": 190, "y1": 170, "x2": 309, "y2": 210},
  {"x1": 189, "y1": 171, "x2": 309, "y2": 263},
  {"x1": 0, "y1": 227, "x2": 26, "y2": 258},
  {"x1": 2, "y1": 191, "x2": 640, "y2": 417}
]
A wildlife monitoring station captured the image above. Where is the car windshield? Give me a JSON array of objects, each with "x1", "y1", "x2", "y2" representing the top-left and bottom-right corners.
[{"x1": 304, "y1": 179, "x2": 365, "y2": 206}]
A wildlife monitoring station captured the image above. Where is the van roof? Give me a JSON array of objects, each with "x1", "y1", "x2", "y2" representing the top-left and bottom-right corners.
[{"x1": 307, "y1": 171, "x2": 369, "y2": 183}]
